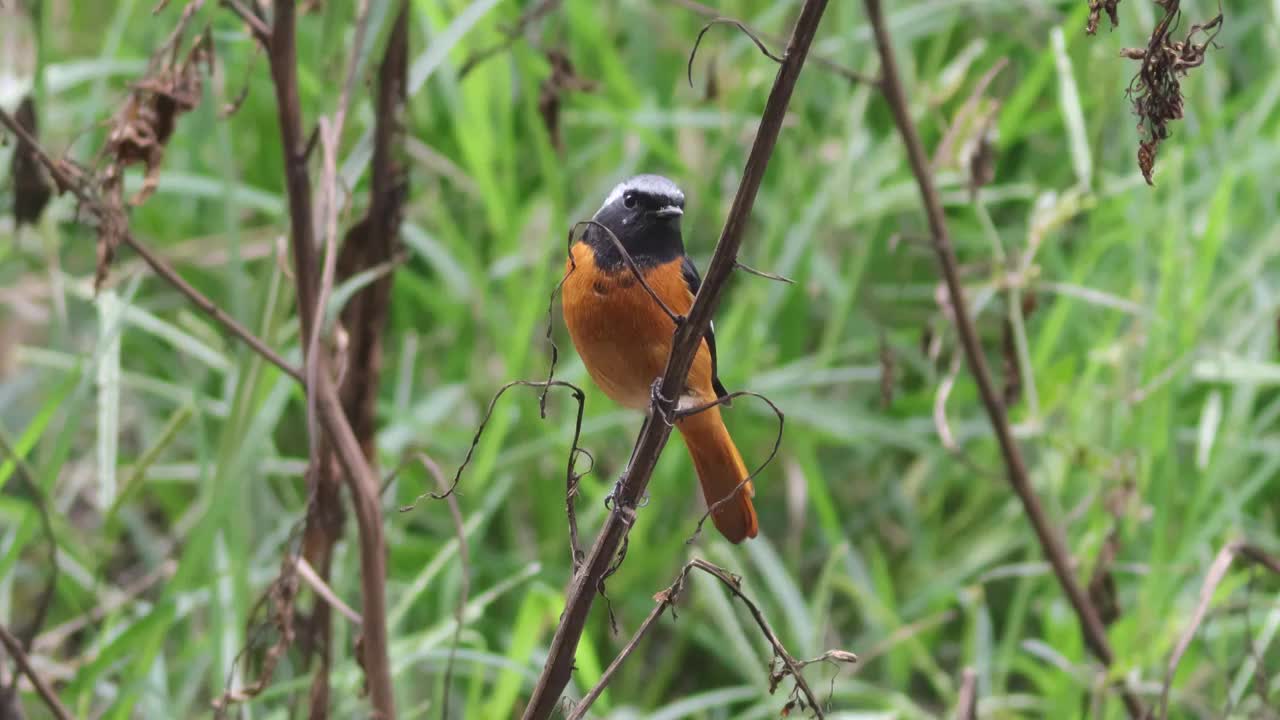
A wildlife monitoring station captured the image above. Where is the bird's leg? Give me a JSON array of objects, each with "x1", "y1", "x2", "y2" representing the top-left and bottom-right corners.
[{"x1": 649, "y1": 377, "x2": 676, "y2": 427}]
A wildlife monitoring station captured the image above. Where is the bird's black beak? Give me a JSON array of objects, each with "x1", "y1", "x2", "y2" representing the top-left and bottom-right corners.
[{"x1": 655, "y1": 205, "x2": 683, "y2": 219}]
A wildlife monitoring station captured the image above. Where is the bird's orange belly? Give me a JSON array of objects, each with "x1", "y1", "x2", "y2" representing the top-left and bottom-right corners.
[{"x1": 563, "y1": 268, "x2": 676, "y2": 410}]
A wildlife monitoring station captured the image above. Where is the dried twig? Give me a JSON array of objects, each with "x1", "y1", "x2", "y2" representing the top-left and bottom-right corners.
[
  {"x1": 520, "y1": 3, "x2": 830, "y2": 717},
  {"x1": 399, "y1": 380, "x2": 588, "y2": 508},
  {"x1": 0, "y1": 623, "x2": 72, "y2": 720},
  {"x1": 688, "y1": 18, "x2": 784, "y2": 87},
  {"x1": 295, "y1": 557, "x2": 362, "y2": 626},
  {"x1": 212, "y1": 554, "x2": 300, "y2": 714},
  {"x1": 305, "y1": 6, "x2": 408, "y2": 714},
  {"x1": 220, "y1": 0, "x2": 271, "y2": 46},
  {"x1": 264, "y1": 1, "x2": 395, "y2": 714},
  {"x1": 861, "y1": 0, "x2": 1145, "y2": 716},
  {"x1": 566, "y1": 558, "x2": 856, "y2": 720},
  {"x1": 734, "y1": 260, "x2": 793, "y2": 284},
  {"x1": 1157, "y1": 541, "x2": 1280, "y2": 719},
  {"x1": 666, "y1": 0, "x2": 877, "y2": 86},
  {"x1": 0, "y1": 108, "x2": 304, "y2": 383}
]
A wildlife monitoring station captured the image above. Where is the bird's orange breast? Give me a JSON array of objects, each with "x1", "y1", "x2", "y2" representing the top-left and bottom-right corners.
[{"x1": 561, "y1": 242, "x2": 716, "y2": 410}]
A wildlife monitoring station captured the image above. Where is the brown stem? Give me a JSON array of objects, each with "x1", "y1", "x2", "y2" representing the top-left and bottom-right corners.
[
  {"x1": 125, "y1": 232, "x2": 304, "y2": 381},
  {"x1": 267, "y1": 1, "x2": 395, "y2": 716},
  {"x1": 0, "y1": 108, "x2": 303, "y2": 384},
  {"x1": 568, "y1": 559, "x2": 854, "y2": 720},
  {"x1": 666, "y1": 0, "x2": 877, "y2": 85},
  {"x1": 0, "y1": 623, "x2": 72, "y2": 720},
  {"x1": 860, "y1": 1, "x2": 1143, "y2": 717},
  {"x1": 519, "y1": 2, "x2": 830, "y2": 717},
  {"x1": 220, "y1": 0, "x2": 271, "y2": 46},
  {"x1": 303, "y1": 2, "x2": 400, "y2": 715}
]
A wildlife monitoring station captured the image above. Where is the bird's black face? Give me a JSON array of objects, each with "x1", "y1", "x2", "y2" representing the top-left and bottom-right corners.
[{"x1": 588, "y1": 174, "x2": 686, "y2": 270}]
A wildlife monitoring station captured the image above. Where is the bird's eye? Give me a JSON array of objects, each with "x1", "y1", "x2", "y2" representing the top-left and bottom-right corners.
[{"x1": 623, "y1": 192, "x2": 637, "y2": 209}]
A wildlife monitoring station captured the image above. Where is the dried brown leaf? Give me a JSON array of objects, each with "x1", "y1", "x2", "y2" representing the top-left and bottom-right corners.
[
  {"x1": 1087, "y1": 0, "x2": 1121, "y2": 35},
  {"x1": 95, "y1": 5, "x2": 212, "y2": 287},
  {"x1": 1122, "y1": 3, "x2": 1223, "y2": 184},
  {"x1": 9, "y1": 95, "x2": 53, "y2": 227},
  {"x1": 538, "y1": 49, "x2": 597, "y2": 152}
]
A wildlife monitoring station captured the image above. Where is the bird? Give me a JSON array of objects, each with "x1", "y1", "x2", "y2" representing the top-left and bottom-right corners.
[{"x1": 561, "y1": 174, "x2": 758, "y2": 543}]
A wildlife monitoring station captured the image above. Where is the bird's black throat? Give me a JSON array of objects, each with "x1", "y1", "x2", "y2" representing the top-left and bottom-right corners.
[{"x1": 583, "y1": 216, "x2": 684, "y2": 272}]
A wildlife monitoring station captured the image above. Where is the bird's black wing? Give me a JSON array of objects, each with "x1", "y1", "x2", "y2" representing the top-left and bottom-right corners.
[{"x1": 681, "y1": 254, "x2": 730, "y2": 400}]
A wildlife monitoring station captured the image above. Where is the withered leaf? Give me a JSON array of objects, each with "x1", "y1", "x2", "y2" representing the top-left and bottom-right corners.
[
  {"x1": 101, "y1": 30, "x2": 211, "y2": 207},
  {"x1": 1121, "y1": 4, "x2": 1222, "y2": 184},
  {"x1": 1087, "y1": 0, "x2": 1121, "y2": 35},
  {"x1": 10, "y1": 95, "x2": 53, "y2": 227},
  {"x1": 538, "y1": 49, "x2": 597, "y2": 152},
  {"x1": 95, "y1": 11, "x2": 212, "y2": 289}
]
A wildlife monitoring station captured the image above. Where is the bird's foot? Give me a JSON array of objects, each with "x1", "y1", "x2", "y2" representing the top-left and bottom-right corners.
[{"x1": 649, "y1": 378, "x2": 675, "y2": 426}]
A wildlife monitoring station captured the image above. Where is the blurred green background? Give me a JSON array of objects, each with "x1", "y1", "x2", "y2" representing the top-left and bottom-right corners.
[{"x1": 2, "y1": 0, "x2": 1278, "y2": 717}]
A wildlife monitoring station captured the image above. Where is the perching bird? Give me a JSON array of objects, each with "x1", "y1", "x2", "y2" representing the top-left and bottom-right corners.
[{"x1": 561, "y1": 175, "x2": 758, "y2": 543}]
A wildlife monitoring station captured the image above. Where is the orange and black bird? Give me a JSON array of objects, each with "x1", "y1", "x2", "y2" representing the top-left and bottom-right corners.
[{"x1": 562, "y1": 175, "x2": 758, "y2": 543}]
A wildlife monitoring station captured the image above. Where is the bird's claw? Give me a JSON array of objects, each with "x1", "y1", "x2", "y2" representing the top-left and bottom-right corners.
[
  {"x1": 650, "y1": 378, "x2": 675, "y2": 426},
  {"x1": 604, "y1": 477, "x2": 648, "y2": 510}
]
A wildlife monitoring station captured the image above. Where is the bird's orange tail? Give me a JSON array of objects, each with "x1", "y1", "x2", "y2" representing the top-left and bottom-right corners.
[{"x1": 675, "y1": 405, "x2": 758, "y2": 543}]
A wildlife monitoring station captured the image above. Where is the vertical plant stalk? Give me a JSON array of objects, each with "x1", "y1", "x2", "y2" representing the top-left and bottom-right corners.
[
  {"x1": 266, "y1": 1, "x2": 396, "y2": 716},
  {"x1": 860, "y1": 1, "x2": 1143, "y2": 717},
  {"x1": 303, "y1": 3, "x2": 409, "y2": 716},
  {"x1": 519, "y1": 2, "x2": 830, "y2": 717}
]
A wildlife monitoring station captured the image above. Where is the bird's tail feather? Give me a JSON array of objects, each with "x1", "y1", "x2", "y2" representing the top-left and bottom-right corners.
[{"x1": 676, "y1": 405, "x2": 758, "y2": 543}]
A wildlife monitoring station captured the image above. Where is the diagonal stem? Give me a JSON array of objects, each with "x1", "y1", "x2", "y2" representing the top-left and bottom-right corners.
[
  {"x1": 860, "y1": 1, "x2": 1143, "y2": 717},
  {"x1": 519, "y1": 2, "x2": 830, "y2": 717}
]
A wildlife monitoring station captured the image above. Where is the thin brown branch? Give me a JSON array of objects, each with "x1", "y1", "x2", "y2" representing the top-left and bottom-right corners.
[
  {"x1": 0, "y1": 623, "x2": 72, "y2": 720},
  {"x1": 688, "y1": 17, "x2": 785, "y2": 88},
  {"x1": 399, "y1": 380, "x2": 588, "y2": 508},
  {"x1": 666, "y1": 0, "x2": 876, "y2": 86},
  {"x1": 0, "y1": 106, "x2": 304, "y2": 383},
  {"x1": 307, "y1": 0, "x2": 373, "y2": 456},
  {"x1": 538, "y1": 240, "x2": 596, "y2": 573},
  {"x1": 734, "y1": 260, "x2": 793, "y2": 284},
  {"x1": 566, "y1": 559, "x2": 855, "y2": 720},
  {"x1": 564, "y1": 588, "x2": 675, "y2": 720},
  {"x1": 861, "y1": 1, "x2": 1144, "y2": 717},
  {"x1": 520, "y1": 3, "x2": 830, "y2": 717},
  {"x1": 125, "y1": 232, "x2": 305, "y2": 381},
  {"x1": 220, "y1": 0, "x2": 271, "y2": 46},
  {"x1": 295, "y1": 556, "x2": 362, "y2": 626},
  {"x1": 304, "y1": 5, "x2": 408, "y2": 715},
  {"x1": 1157, "y1": 541, "x2": 1280, "y2": 719},
  {"x1": 266, "y1": 1, "x2": 395, "y2": 716},
  {"x1": 213, "y1": 554, "x2": 300, "y2": 715}
]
